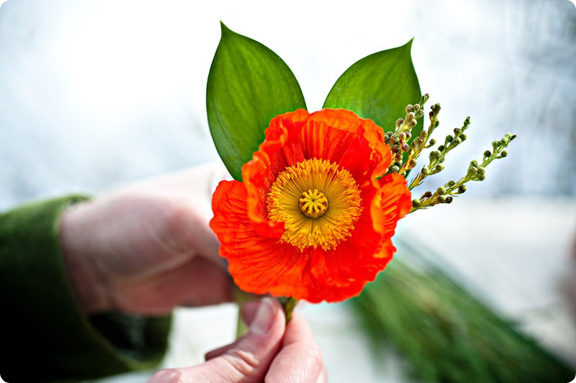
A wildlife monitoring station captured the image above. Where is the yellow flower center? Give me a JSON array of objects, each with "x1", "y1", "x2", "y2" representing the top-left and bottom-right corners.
[{"x1": 267, "y1": 158, "x2": 363, "y2": 251}]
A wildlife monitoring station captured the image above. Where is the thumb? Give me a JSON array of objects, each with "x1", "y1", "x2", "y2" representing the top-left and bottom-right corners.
[{"x1": 149, "y1": 297, "x2": 286, "y2": 383}]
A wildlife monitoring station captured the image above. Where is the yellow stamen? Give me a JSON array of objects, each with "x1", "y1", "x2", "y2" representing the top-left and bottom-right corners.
[
  {"x1": 267, "y1": 158, "x2": 362, "y2": 251},
  {"x1": 299, "y1": 189, "x2": 329, "y2": 218}
]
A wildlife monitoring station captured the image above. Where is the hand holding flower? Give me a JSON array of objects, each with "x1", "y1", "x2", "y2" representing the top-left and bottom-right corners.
[
  {"x1": 149, "y1": 298, "x2": 326, "y2": 383},
  {"x1": 59, "y1": 163, "x2": 233, "y2": 315}
]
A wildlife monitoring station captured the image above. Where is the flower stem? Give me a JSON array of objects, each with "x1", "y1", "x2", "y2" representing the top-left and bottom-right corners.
[
  {"x1": 234, "y1": 284, "x2": 257, "y2": 338},
  {"x1": 277, "y1": 296, "x2": 299, "y2": 324}
]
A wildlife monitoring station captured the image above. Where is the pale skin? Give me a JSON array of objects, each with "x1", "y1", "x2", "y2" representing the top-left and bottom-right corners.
[{"x1": 59, "y1": 163, "x2": 327, "y2": 383}]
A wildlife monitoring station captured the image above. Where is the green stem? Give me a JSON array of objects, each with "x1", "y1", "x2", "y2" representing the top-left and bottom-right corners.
[
  {"x1": 277, "y1": 296, "x2": 299, "y2": 324},
  {"x1": 234, "y1": 284, "x2": 257, "y2": 338}
]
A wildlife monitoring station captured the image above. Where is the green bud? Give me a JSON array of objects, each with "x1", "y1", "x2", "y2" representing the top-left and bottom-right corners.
[
  {"x1": 458, "y1": 185, "x2": 467, "y2": 194},
  {"x1": 396, "y1": 118, "x2": 404, "y2": 127},
  {"x1": 445, "y1": 135, "x2": 454, "y2": 143},
  {"x1": 406, "y1": 105, "x2": 414, "y2": 113},
  {"x1": 500, "y1": 137, "x2": 509, "y2": 146},
  {"x1": 420, "y1": 94, "x2": 430, "y2": 104},
  {"x1": 414, "y1": 104, "x2": 421, "y2": 112},
  {"x1": 438, "y1": 145, "x2": 445, "y2": 152},
  {"x1": 429, "y1": 150, "x2": 441, "y2": 161},
  {"x1": 428, "y1": 138, "x2": 436, "y2": 146},
  {"x1": 434, "y1": 164, "x2": 445, "y2": 173},
  {"x1": 470, "y1": 160, "x2": 478, "y2": 167},
  {"x1": 422, "y1": 166, "x2": 430, "y2": 175},
  {"x1": 492, "y1": 140, "x2": 500, "y2": 150},
  {"x1": 460, "y1": 134, "x2": 467, "y2": 141},
  {"x1": 454, "y1": 127, "x2": 461, "y2": 135},
  {"x1": 438, "y1": 195, "x2": 447, "y2": 203},
  {"x1": 417, "y1": 109, "x2": 425, "y2": 118},
  {"x1": 420, "y1": 130, "x2": 428, "y2": 139},
  {"x1": 389, "y1": 165, "x2": 400, "y2": 173},
  {"x1": 409, "y1": 119, "x2": 417, "y2": 127},
  {"x1": 484, "y1": 150, "x2": 491, "y2": 158},
  {"x1": 455, "y1": 137, "x2": 462, "y2": 145},
  {"x1": 436, "y1": 186, "x2": 446, "y2": 195},
  {"x1": 445, "y1": 196, "x2": 454, "y2": 204},
  {"x1": 408, "y1": 159, "x2": 417, "y2": 169},
  {"x1": 412, "y1": 199, "x2": 421, "y2": 207},
  {"x1": 500, "y1": 150, "x2": 508, "y2": 158},
  {"x1": 510, "y1": 134, "x2": 517, "y2": 141},
  {"x1": 477, "y1": 167, "x2": 486, "y2": 176},
  {"x1": 446, "y1": 180, "x2": 456, "y2": 187}
]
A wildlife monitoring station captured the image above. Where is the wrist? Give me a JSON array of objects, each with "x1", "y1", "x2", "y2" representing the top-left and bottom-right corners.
[{"x1": 59, "y1": 201, "x2": 110, "y2": 314}]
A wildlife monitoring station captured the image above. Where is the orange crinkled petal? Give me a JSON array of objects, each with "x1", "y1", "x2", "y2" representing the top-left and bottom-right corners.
[
  {"x1": 241, "y1": 109, "x2": 309, "y2": 238},
  {"x1": 376, "y1": 173, "x2": 413, "y2": 239},
  {"x1": 301, "y1": 110, "x2": 393, "y2": 183},
  {"x1": 211, "y1": 179, "x2": 319, "y2": 299},
  {"x1": 211, "y1": 179, "x2": 388, "y2": 302}
]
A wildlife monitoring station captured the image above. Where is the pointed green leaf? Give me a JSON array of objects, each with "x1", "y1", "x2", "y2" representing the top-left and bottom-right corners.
[
  {"x1": 207, "y1": 23, "x2": 307, "y2": 181},
  {"x1": 323, "y1": 40, "x2": 421, "y2": 136}
]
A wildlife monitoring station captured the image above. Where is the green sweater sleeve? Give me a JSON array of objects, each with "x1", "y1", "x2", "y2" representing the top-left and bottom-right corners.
[{"x1": 0, "y1": 196, "x2": 171, "y2": 383}]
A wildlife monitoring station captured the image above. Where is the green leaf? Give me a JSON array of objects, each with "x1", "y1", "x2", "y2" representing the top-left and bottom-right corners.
[
  {"x1": 207, "y1": 23, "x2": 307, "y2": 181},
  {"x1": 323, "y1": 39, "x2": 421, "y2": 135}
]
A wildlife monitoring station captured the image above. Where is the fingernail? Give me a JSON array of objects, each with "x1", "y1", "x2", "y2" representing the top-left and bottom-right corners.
[{"x1": 250, "y1": 297, "x2": 276, "y2": 335}]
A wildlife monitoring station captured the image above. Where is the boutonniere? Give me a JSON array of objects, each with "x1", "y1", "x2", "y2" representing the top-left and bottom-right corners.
[{"x1": 206, "y1": 23, "x2": 514, "y2": 319}]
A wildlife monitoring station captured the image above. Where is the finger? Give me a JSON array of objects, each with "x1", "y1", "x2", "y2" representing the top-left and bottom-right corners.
[
  {"x1": 316, "y1": 367, "x2": 328, "y2": 383},
  {"x1": 123, "y1": 162, "x2": 230, "y2": 268},
  {"x1": 240, "y1": 300, "x2": 261, "y2": 326},
  {"x1": 265, "y1": 311, "x2": 324, "y2": 383},
  {"x1": 155, "y1": 297, "x2": 285, "y2": 383},
  {"x1": 204, "y1": 338, "x2": 241, "y2": 361},
  {"x1": 161, "y1": 256, "x2": 234, "y2": 307},
  {"x1": 204, "y1": 300, "x2": 262, "y2": 361},
  {"x1": 159, "y1": 199, "x2": 224, "y2": 269},
  {"x1": 111, "y1": 256, "x2": 233, "y2": 314}
]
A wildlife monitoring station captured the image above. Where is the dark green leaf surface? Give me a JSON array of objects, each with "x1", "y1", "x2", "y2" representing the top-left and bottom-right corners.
[
  {"x1": 207, "y1": 23, "x2": 306, "y2": 181},
  {"x1": 324, "y1": 40, "x2": 421, "y2": 135}
]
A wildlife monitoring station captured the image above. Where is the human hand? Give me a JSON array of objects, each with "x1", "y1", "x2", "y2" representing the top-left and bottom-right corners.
[
  {"x1": 150, "y1": 297, "x2": 326, "y2": 383},
  {"x1": 59, "y1": 162, "x2": 233, "y2": 315}
]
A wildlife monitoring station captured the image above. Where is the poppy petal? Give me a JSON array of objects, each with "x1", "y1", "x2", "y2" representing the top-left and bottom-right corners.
[{"x1": 241, "y1": 109, "x2": 309, "y2": 237}]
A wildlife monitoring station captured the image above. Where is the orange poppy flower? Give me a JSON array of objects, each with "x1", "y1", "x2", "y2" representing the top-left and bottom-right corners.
[{"x1": 210, "y1": 109, "x2": 412, "y2": 303}]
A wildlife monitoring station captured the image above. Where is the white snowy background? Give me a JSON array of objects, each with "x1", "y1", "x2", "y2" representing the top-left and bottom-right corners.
[{"x1": 1, "y1": 1, "x2": 575, "y2": 382}]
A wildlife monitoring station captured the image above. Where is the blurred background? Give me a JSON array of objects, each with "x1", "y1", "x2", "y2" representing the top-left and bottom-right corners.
[{"x1": 0, "y1": 0, "x2": 575, "y2": 382}]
